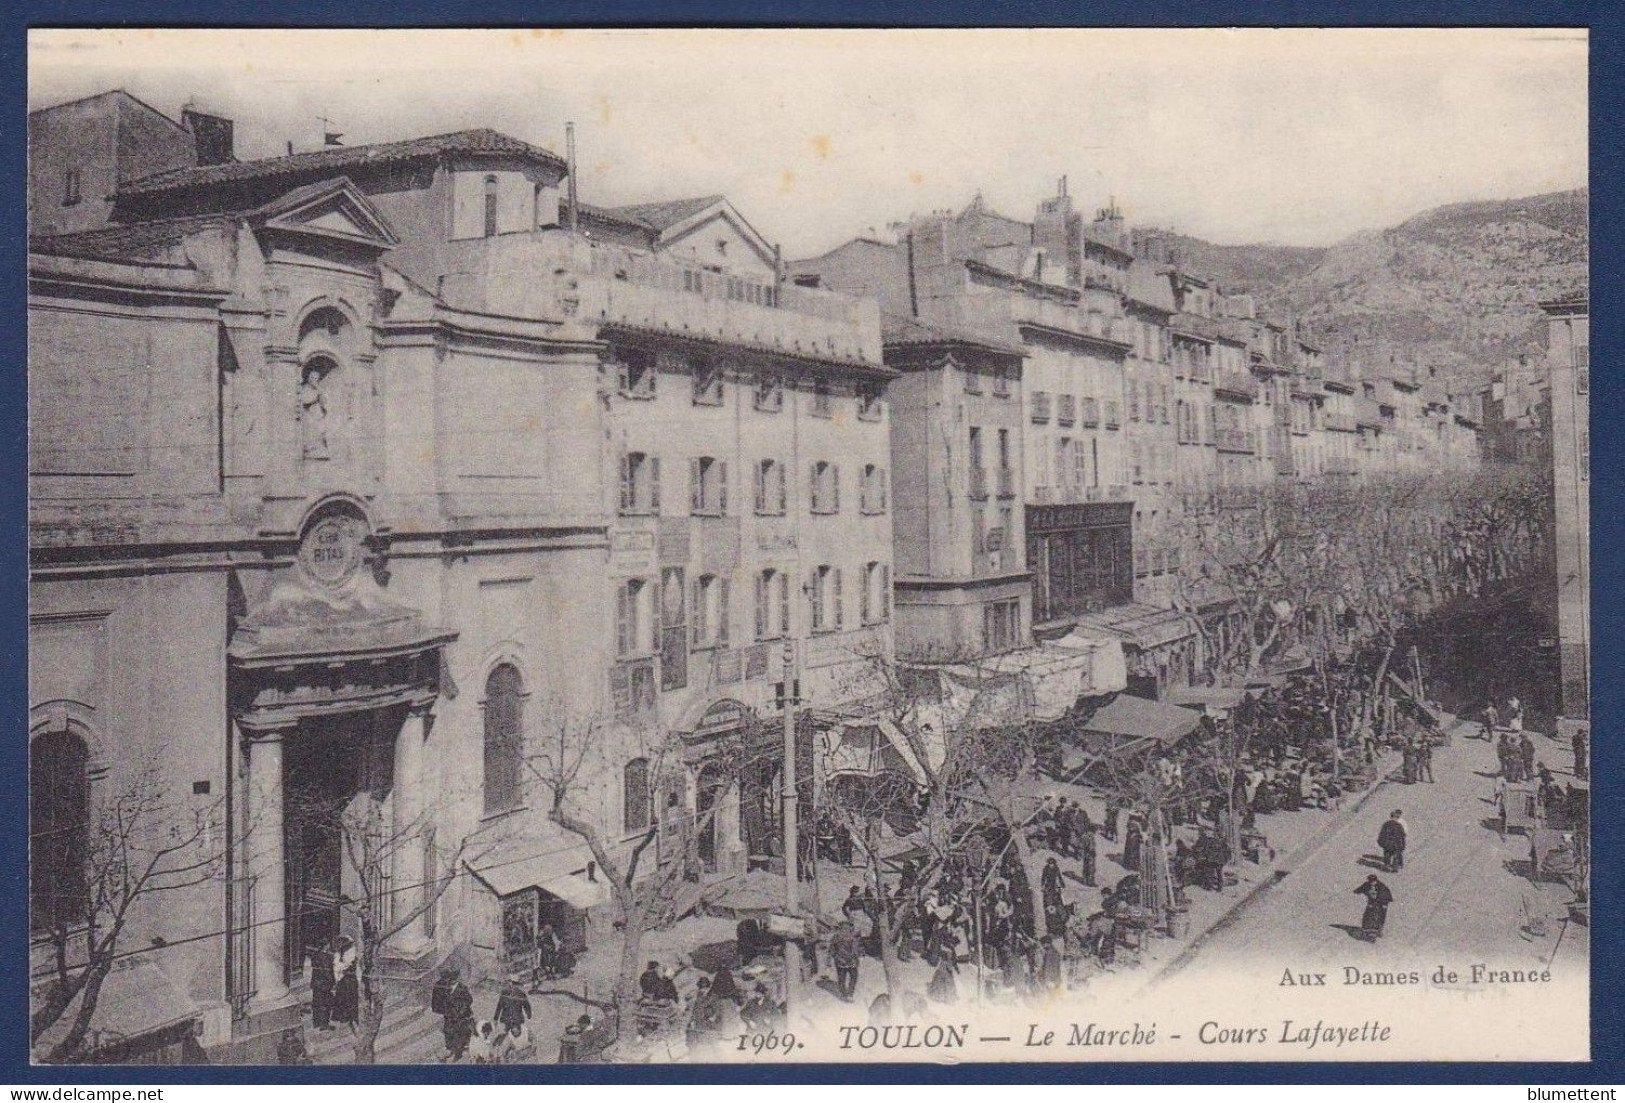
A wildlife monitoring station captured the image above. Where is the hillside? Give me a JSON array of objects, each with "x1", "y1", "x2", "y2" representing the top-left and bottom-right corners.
[{"x1": 1142, "y1": 187, "x2": 1588, "y2": 393}]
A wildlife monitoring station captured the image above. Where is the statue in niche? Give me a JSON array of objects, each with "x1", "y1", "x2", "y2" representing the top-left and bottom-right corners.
[{"x1": 300, "y1": 362, "x2": 331, "y2": 460}]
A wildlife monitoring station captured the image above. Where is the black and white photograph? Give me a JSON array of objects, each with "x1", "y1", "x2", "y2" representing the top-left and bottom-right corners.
[{"x1": 25, "y1": 27, "x2": 1588, "y2": 1066}]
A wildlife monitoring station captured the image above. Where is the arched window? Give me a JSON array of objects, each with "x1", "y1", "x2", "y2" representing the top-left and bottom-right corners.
[
  {"x1": 623, "y1": 758, "x2": 651, "y2": 834},
  {"x1": 31, "y1": 729, "x2": 89, "y2": 933},
  {"x1": 483, "y1": 175, "x2": 499, "y2": 238},
  {"x1": 483, "y1": 664, "x2": 524, "y2": 815}
]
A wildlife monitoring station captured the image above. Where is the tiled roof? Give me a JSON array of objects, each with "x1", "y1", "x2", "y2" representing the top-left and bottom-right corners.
[
  {"x1": 32, "y1": 175, "x2": 391, "y2": 263},
  {"x1": 118, "y1": 128, "x2": 565, "y2": 197},
  {"x1": 30, "y1": 213, "x2": 229, "y2": 263},
  {"x1": 602, "y1": 195, "x2": 725, "y2": 232},
  {"x1": 881, "y1": 313, "x2": 1026, "y2": 356}
]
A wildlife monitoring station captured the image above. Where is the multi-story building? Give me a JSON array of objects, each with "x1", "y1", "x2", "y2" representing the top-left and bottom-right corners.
[
  {"x1": 28, "y1": 97, "x2": 891, "y2": 1059},
  {"x1": 1540, "y1": 293, "x2": 1589, "y2": 721}
]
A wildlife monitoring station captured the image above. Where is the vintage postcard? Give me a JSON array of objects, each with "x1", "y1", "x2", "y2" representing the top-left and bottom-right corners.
[{"x1": 25, "y1": 27, "x2": 1587, "y2": 1066}]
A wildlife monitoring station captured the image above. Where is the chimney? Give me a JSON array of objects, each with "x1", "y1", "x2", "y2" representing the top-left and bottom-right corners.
[
  {"x1": 183, "y1": 107, "x2": 235, "y2": 166},
  {"x1": 565, "y1": 122, "x2": 580, "y2": 233}
]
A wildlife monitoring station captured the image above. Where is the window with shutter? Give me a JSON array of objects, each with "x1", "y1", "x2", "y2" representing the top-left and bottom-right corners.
[
  {"x1": 861, "y1": 564, "x2": 872, "y2": 625},
  {"x1": 718, "y1": 578, "x2": 730, "y2": 646},
  {"x1": 649, "y1": 456, "x2": 661, "y2": 513},
  {"x1": 616, "y1": 583, "x2": 633, "y2": 657},
  {"x1": 755, "y1": 573, "x2": 769, "y2": 639},
  {"x1": 718, "y1": 461, "x2": 728, "y2": 515},
  {"x1": 880, "y1": 564, "x2": 891, "y2": 621},
  {"x1": 777, "y1": 572, "x2": 790, "y2": 637},
  {"x1": 834, "y1": 568, "x2": 844, "y2": 629},
  {"x1": 690, "y1": 458, "x2": 703, "y2": 514}
]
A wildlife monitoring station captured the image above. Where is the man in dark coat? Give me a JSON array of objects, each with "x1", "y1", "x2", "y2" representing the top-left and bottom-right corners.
[
  {"x1": 1354, "y1": 874, "x2": 1394, "y2": 940},
  {"x1": 495, "y1": 976, "x2": 532, "y2": 1035},
  {"x1": 308, "y1": 942, "x2": 336, "y2": 1031},
  {"x1": 830, "y1": 920, "x2": 862, "y2": 1001},
  {"x1": 1194, "y1": 828, "x2": 1228, "y2": 891},
  {"x1": 1519, "y1": 732, "x2": 1537, "y2": 781},
  {"x1": 1041, "y1": 857, "x2": 1064, "y2": 913},
  {"x1": 1079, "y1": 815, "x2": 1098, "y2": 887},
  {"x1": 1377, "y1": 810, "x2": 1407, "y2": 872},
  {"x1": 639, "y1": 961, "x2": 667, "y2": 1002},
  {"x1": 441, "y1": 970, "x2": 475, "y2": 1062}
]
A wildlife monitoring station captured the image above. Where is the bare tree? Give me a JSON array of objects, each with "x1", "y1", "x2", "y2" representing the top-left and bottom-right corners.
[
  {"x1": 332, "y1": 797, "x2": 466, "y2": 1065},
  {"x1": 31, "y1": 762, "x2": 227, "y2": 1063},
  {"x1": 525, "y1": 711, "x2": 743, "y2": 1015}
]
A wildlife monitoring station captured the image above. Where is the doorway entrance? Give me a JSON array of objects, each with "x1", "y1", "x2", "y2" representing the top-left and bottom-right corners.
[{"x1": 281, "y1": 708, "x2": 400, "y2": 985}]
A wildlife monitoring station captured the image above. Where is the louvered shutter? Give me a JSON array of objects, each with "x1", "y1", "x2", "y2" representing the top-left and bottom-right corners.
[
  {"x1": 880, "y1": 468, "x2": 888, "y2": 511},
  {"x1": 718, "y1": 461, "x2": 728, "y2": 515},
  {"x1": 777, "y1": 573, "x2": 790, "y2": 637},
  {"x1": 832, "y1": 466, "x2": 841, "y2": 513},
  {"x1": 619, "y1": 454, "x2": 633, "y2": 513},
  {"x1": 755, "y1": 574, "x2": 768, "y2": 640},
  {"x1": 834, "y1": 568, "x2": 845, "y2": 629},
  {"x1": 755, "y1": 463, "x2": 767, "y2": 514},
  {"x1": 810, "y1": 463, "x2": 820, "y2": 511},
  {"x1": 881, "y1": 564, "x2": 891, "y2": 620},
  {"x1": 775, "y1": 463, "x2": 787, "y2": 513},
  {"x1": 690, "y1": 458, "x2": 702, "y2": 514},
  {"x1": 649, "y1": 457, "x2": 661, "y2": 513},
  {"x1": 718, "y1": 578, "x2": 731, "y2": 646},
  {"x1": 616, "y1": 583, "x2": 631, "y2": 657},
  {"x1": 861, "y1": 565, "x2": 872, "y2": 625},
  {"x1": 691, "y1": 577, "x2": 703, "y2": 646}
]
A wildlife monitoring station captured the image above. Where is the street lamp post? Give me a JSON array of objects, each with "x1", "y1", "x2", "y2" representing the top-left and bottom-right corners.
[{"x1": 781, "y1": 638, "x2": 802, "y2": 1018}]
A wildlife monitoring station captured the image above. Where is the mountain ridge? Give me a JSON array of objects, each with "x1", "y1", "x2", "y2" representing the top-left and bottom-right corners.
[{"x1": 1137, "y1": 186, "x2": 1587, "y2": 394}]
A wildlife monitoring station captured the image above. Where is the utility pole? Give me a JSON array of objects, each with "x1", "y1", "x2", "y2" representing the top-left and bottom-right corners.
[{"x1": 781, "y1": 638, "x2": 801, "y2": 1016}]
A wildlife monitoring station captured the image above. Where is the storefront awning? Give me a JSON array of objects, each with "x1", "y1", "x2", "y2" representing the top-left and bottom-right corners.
[
  {"x1": 1071, "y1": 603, "x2": 1198, "y2": 652},
  {"x1": 466, "y1": 823, "x2": 595, "y2": 901},
  {"x1": 820, "y1": 719, "x2": 929, "y2": 786},
  {"x1": 1080, "y1": 693, "x2": 1202, "y2": 746},
  {"x1": 33, "y1": 955, "x2": 199, "y2": 1059}
]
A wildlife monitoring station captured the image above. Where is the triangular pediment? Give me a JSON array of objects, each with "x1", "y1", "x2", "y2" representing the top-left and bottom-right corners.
[
  {"x1": 658, "y1": 200, "x2": 778, "y2": 268},
  {"x1": 251, "y1": 176, "x2": 399, "y2": 254}
]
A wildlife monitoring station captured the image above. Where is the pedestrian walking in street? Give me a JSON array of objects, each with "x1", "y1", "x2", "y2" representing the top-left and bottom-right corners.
[
  {"x1": 1417, "y1": 740, "x2": 1435, "y2": 784},
  {"x1": 1480, "y1": 703, "x2": 1500, "y2": 741},
  {"x1": 1080, "y1": 820, "x2": 1098, "y2": 887},
  {"x1": 438, "y1": 969, "x2": 475, "y2": 1062},
  {"x1": 831, "y1": 920, "x2": 862, "y2": 1001},
  {"x1": 1507, "y1": 696, "x2": 1523, "y2": 732},
  {"x1": 1519, "y1": 732, "x2": 1536, "y2": 781},
  {"x1": 1354, "y1": 874, "x2": 1394, "y2": 941},
  {"x1": 1378, "y1": 810, "x2": 1408, "y2": 872},
  {"x1": 495, "y1": 975, "x2": 532, "y2": 1036}
]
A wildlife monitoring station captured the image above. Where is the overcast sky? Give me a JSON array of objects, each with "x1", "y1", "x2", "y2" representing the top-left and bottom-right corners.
[{"x1": 30, "y1": 28, "x2": 1587, "y2": 257}]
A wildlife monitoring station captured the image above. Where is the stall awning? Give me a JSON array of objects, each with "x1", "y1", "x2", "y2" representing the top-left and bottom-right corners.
[
  {"x1": 1071, "y1": 603, "x2": 1198, "y2": 652},
  {"x1": 821, "y1": 719, "x2": 929, "y2": 786},
  {"x1": 466, "y1": 823, "x2": 596, "y2": 902},
  {"x1": 33, "y1": 955, "x2": 199, "y2": 1059},
  {"x1": 1167, "y1": 685, "x2": 1248, "y2": 713},
  {"x1": 1080, "y1": 693, "x2": 1202, "y2": 746}
]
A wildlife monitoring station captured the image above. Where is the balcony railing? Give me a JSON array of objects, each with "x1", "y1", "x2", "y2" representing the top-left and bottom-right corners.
[
  {"x1": 440, "y1": 232, "x2": 883, "y2": 367},
  {"x1": 969, "y1": 466, "x2": 989, "y2": 501}
]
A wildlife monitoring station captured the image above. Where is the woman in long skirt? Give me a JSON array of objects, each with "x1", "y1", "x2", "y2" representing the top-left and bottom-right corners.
[{"x1": 1354, "y1": 875, "x2": 1394, "y2": 941}]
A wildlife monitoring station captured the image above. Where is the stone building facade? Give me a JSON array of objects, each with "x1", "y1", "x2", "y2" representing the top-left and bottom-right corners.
[{"x1": 28, "y1": 100, "x2": 889, "y2": 1059}]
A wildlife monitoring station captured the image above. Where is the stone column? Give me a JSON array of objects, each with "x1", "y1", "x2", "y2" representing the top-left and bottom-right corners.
[
  {"x1": 391, "y1": 703, "x2": 432, "y2": 954},
  {"x1": 245, "y1": 729, "x2": 290, "y2": 1011}
]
